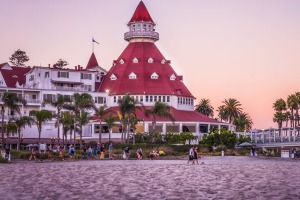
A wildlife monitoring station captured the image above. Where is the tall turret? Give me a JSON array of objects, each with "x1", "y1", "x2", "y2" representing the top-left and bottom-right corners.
[{"x1": 124, "y1": 1, "x2": 159, "y2": 42}]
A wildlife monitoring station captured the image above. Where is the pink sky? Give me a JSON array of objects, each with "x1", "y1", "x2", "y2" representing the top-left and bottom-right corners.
[{"x1": 0, "y1": 0, "x2": 300, "y2": 129}]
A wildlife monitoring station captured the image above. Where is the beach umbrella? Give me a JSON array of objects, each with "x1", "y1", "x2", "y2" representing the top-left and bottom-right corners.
[{"x1": 239, "y1": 142, "x2": 253, "y2": 147}]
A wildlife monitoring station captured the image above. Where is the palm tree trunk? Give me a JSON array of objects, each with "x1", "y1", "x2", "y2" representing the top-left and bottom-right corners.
[
  {"x1": 80, "y1": 128, "x2": 83, "y2": 149},
  {"x1": 1, "y1": 108, "x2": 4, "y2": 149},
  {"x1": 38, "y1": 130, "x2": 41, "y2": 152},
  {"x1": 57, "y1": 123, "x2": 60, "y2": 146},
  {"x1": 17, "y1": 131, "x2": 21, "y2": 151},
  {"x1": 152, "y1": 123, "x2": 156, "y2": 143},
  {"x1": 109, "y1": 128, "x2": 111, "y2": 142},
  {"x1": 99, "y1": 120, "x2": 102, "y2": 144}
]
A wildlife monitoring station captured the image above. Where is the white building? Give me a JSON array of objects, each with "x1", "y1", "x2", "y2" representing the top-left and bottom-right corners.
[{"x1": 0, "y1": 1, "x2": 234, "y2": 144}]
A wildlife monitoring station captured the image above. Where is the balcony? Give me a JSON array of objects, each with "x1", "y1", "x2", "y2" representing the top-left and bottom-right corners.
[
  {"x1": 26, "y1": 99, "x2": 41, "y2": 104},
  {"x1": 52, "y1": 86, "x2": 84, "y2": 92},
  {"x1": 124, "y1": 31, "x2": 159, "y2": 41}
]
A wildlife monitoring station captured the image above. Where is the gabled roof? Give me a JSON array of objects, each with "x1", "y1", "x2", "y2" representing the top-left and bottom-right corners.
[
  {"x1": 86, "y1": 53, "x2": 99, "y2": 69},
  {"x1": 96, "y1": 106, "x2": 221, "y2": 123},
  {"x1": 99, "y1": 42, "x2": 194, "y2": 98},
  {"x1": 129, "y1": 1, "x2": 154, "y2": 23},
  {"x1": 0, "y1": 66, "x2": 31, "y2": 87}
]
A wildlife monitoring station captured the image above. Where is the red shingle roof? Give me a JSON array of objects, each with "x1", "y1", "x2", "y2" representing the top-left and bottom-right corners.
[
  {"x1": 97, "y1": 106, "x2": 221, "y2": 123},
  {"x1": 0, "y1": 66, "x2": 31, "y2": 87},
  {"x1": 99, "y1": 42, "x2": 194, "y2": 97},
  {"x1": 129, "y1": 1, "x2": 154, "y2": 23},
  {"x1": 86, "y1": 53, "x2": 99, "y2": 69}
]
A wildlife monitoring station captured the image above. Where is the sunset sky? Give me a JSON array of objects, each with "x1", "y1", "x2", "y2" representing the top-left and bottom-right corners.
[{"x1": 0, "y1": 0, "x2": 299, "y2": 129}]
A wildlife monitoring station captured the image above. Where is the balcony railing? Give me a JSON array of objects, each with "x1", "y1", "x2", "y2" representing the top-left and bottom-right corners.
[
  {"x1": 26, "y1": 99, "x2": 41, "y2": 103},
  {"x1": 124, "y1": 31, "x2": 159, "y2": 41},
  {"x1": 52, "y1": 86, "x2": 84, "y2": 92}
]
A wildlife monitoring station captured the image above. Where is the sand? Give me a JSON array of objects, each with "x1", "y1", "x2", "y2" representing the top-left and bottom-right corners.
[{"x1": 0, "y1": 156, "x2": 299, "y2": 200}]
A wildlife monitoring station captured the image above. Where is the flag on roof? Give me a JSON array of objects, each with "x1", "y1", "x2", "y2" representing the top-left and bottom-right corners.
[{"x1": 92, "y1": 38, "x2": 99, "y2": 44}]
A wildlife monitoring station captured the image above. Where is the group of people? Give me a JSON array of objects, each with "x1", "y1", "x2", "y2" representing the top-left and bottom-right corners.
[
  {"x1": 76, "y1": 143, "x2": 113, "y2": 160},
  {"x1": 187, "y1": 146, "x2": 200, "y2": 164}
]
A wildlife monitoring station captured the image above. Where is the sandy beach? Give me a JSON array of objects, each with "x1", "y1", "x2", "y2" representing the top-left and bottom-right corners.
[{"x1": 0, "y1": 156, "x2": 299, "y2": 200}]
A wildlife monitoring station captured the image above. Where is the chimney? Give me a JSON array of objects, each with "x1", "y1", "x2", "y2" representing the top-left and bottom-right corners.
[
  {"x1": 48, "y1": 64, "x2": 50, "y2": 68},
  {"x1": 78, "y1": 65, "x2": 80, "y2": 71},
  {"x1": 75, "y1": 66, "x2": 77, "y2": 70}
]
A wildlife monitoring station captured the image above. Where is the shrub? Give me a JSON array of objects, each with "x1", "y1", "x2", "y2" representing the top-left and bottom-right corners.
[
  {"x1": 0, "y1": 156, "x2": 8, "y2": 163},
  {"x1": 10, "y1": 150, "x2": 23, "y2": 159},
  {"x1": 20, "y1": 152, "x2": 31, "y2": 159},
  {"x1": 74, "y1": 154, "x2": 82, "y2": 159},
  {"x1": 36, "y1": 153, "x2": 48, "y2": 160},
  {"x1": 216, "y1": 145, "x2": 227, "y2": 152}
]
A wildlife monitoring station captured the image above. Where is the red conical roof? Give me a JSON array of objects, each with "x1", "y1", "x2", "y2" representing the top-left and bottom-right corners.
[
  {"x1": 129, "y1": 1, "x2": 154, "y2": 23},
  {"x1": 98, "y1": 42, "x2": 194, "y2": 98},
  {"x1": 86, "y1": 53, "x2": 99, "y2": 69}
]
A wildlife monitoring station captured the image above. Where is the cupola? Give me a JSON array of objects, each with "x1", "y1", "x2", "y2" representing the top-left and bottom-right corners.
[{"x1": 124, "y1": 1, "x2": 159, "y2": 42}]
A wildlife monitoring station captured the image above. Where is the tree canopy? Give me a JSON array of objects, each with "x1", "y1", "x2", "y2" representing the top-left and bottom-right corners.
[{"x1": 9, "y1": 49, "x2": 29, "y2": 67}]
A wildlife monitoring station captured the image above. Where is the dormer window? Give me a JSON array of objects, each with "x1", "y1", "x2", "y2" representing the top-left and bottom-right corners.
[
  {"x1": 132, "y1": 57, "x2": 138, "y2": 63},
  {"x1": 128, "y1": 72, "x2": 137, "y2": 79},
  {"x1": 119, "y1": 59, "x2": 124, "y2": 64},
  {"x1": 110, "y1": 74, "x2": 117, "y2": 80},
  {"x1": 148, "y1": 57, "x2": 154, "y2": 63},
  {"x1": 161, "y1": 59, "x2": 166, "y2": 64},
  {"x1": 12, "y1": 75, "x2": 18, "y2": 78},
  {"x1": 170, "y1": 73, "x2": 176, "y2": 81},
  {"x1": 151, "y1": 72, "x2": 159, "y2": 79}
]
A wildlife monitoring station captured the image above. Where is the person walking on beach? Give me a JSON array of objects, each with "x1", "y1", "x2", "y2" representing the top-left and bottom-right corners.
[
  {"x1": 97, "y1": 144, "x2": 101, "y2": 158},
  {"x1": 108, "y1": 143, "x2": 114, "y2": 160},
  {"x1": 100, "y1": 144, "x2": 105, "y2": 159},
  {"x1": 93, "y1": 146, "x2": 97, "y2": 159},
  {"x1": 88, "y1": 146, "x2": 92, "y2": 159},
  {"x1": 29, "y1": 146, "x2": 37, "y2": 161},
  {"x1": 136, "y1": 147, "x2": 143, "y2": 160},
  {"x1": 69, "y1": 145, "x2": 75, "y2": 160},
  {"x1": 59, "y1": 147, "x2": 64, "y2": 161},
  {"x1": 124, "y1": 146, "x2": 130, "y2": 160},
  {"x1": 194, "y1": 147, "x2": 199, "y2": 165},
  {"x1": 187, "y1": 146, "x2": 195, "y2": 164},
  {"x1": 83, "y1": 146, "x2": 87, "y2": 159}
]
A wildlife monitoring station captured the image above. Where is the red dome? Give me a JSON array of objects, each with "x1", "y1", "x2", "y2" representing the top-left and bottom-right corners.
[
  {"x1": 98, "y1": 42, "x2": 194, "y2": 98},
  {"x1": 129, "y1": 1, "x2": 154, "y2": 23}
]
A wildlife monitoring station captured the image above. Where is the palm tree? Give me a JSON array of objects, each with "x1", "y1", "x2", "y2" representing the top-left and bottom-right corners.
[
  {"x1": 29, "y1": 110, "x2": 53, "y2": 151},
  {"x1": 9, "y1": 116, "x2": 34, "y2": 150},
  {"x1": 118, "y1": 94, "x2": 141, "y2": 143},
  {"x1": 60, "y1": 112, "x2": 74, "y2": 148},
  {"x1": 217, "y1": 105, "x2": 225, "y2": 122},
  {"x1": 295, "y1": 92, "x2": 300, "y2": 126},
  {"x1": 273, "y1": 111, "x2": 286, "y2": 130},
  {"x1": 145, "y1": 102, "x2": 175, "y2": 143},
  {"x1": 233, "y1": 112, "x2": 253, "y2": 132},
  {"x1": 77, "y1": 111, "x2": 90, "y2": 148},
  {"x1": 43, "y1": 94, "x2": 70, "y2": 145},
  {"x1": 273, "y1": 98, "x2": 287, "y2": 135},
  {"x1": 129, "y1": 114, "x2": 140, "y2": 145},
  {"x1": 287, "y1": 94, "x2": 297, "y2": 127},
  {"x1": 0, "y1": 92, "x2": 26, "y2": 149},
  {"x1": 64, "y1": 93, "x2": 94, "y2": 149},
  {"x1": 93, "y1": 104, "x2": 113, "y2": 144},
  {"x1": 5, "y1": 123, "x2": 17, "y2": 147},
  {"x1": 105, "y1": 113, "x2": 117, "y2": 142},
  {"x1": 220, "y1": 98, "x2": 243, "y2": 123},
  {"x1": 273, "y1": 98, "x2": 287, "y2": 112},
  {"x1": 195, "y1": 98, "x2": 214, "y2": 117}
]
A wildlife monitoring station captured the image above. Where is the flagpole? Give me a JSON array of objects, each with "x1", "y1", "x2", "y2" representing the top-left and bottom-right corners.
[{"x1": 92, "y1": 37, "x2": 94, "y2": 53}]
